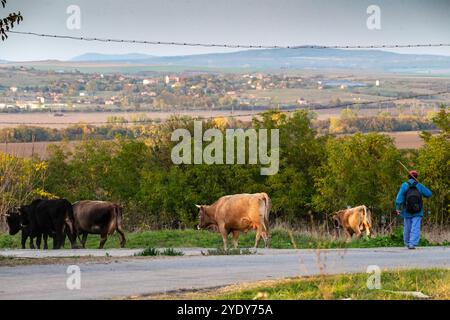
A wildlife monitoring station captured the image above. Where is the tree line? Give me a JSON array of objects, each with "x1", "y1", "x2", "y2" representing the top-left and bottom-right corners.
[
  {"x1": 0, "y1": 113, "x2": 439, "y2": 143},
  {"x1": 0, "y1": 107, "x2": 448, "y2": 230}
]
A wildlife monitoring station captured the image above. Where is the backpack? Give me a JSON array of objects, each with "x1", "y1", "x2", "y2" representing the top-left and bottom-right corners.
[{"x1": 405, "y1": 181, "x2": 423, "y2": 214}]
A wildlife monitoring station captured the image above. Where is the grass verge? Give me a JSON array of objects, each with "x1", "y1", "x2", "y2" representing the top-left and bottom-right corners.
[
  {"x1": 147, "y1": 268, "x2": 450, "y2": 300},
  {"x1": 0, "y1": 227, "x2": 448, "y2": 250}
]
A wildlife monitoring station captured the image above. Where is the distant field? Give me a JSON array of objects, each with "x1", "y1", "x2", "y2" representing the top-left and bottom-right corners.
[
  {"x1": 248, "y1": 87, "x2": 382, "y2": 104},
  {"x1": 0, "y1": 110, "x2": 263, "y2": 129},
  {"x1": 0, "y1": 106, "x2": 439, "y2": 129},
  {"x1": 0, "y1": 130, "x2": 426, "y2": 159},
  {"x1": 385, "y1": 131, "x2": 426, "y2": 149},
  {"x1": 0, "y1": 141, "x2": 77, "y2": 158}
]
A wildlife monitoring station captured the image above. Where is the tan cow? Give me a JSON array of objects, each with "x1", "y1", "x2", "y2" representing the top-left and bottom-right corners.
[
  {"x1": 333, "y1": 205, "x2": 373, "y2": 240},
  {"x1": 196, "y1": 193, "x2": 271, "y2": 250}
]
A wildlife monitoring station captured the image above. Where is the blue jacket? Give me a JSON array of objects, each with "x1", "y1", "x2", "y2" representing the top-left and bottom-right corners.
[{"x1": 395, "y1": 179, "x2": 432, "y2": 218}]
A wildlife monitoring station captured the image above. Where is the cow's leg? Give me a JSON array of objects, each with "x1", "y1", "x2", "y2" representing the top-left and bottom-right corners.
[
  {"x1": 65, "y1": 230, "x2": 78, "y2": 249},
  {"x1": 344, "y1": 229, "x2": 353, "y2": 242},
  {"x1": 43, "y1": 234, "x2": 48, "y2": 250},
  {"x1": 261, "y1": 230, "x2": 270, "y2": 248},
  {"x1": 254, "y1": 230, "x2": 262, "y2": 248},
  {"x1": 218, "y1": 226, "x2": 228, "y2": 250},
  {"x1": 36, "y1": 234, "x2": 42, "y2": 249},
  {"x1": 61, "y1": 233, "x2": 66, "y2": 248},
  {"x1": 231, "y1": 231, "x2": 240, "y2": 248},
  {"x1": 29, "y1": 236, "x2": 35, "y2": 250},
  {"x1": 21, "y1": 231, "x2": 27, "y2": 249},
  {"x1": 54, "y1": 230, "x2": 64, "y2": 249},
  {"x1": 81, "y1": 232, "x2": 88, "y2": 249},
  {"x1": 116, "y1": 227, "x2": 126, "y2": 248},
  {"x1": 99, "y1": 233, "x2": 108, "y2": 249}
]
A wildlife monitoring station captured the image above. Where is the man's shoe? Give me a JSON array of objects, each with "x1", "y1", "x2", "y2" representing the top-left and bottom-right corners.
[{"x1": 408, "y1": 246, "x2": 416, "y2": 250}]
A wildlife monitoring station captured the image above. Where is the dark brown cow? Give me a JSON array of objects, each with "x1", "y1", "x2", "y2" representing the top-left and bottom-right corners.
[
  {"x1": 72, "y1": 200, "x2": 126, "y2": 249},
  {"x1": 197, "y1": 193, "x2": 271, "y2": 250}
]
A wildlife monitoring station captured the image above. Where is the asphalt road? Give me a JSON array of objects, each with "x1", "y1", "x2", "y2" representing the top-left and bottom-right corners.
[{"x1": 0, "y1": 247, "x2": 448, "y2": 300}]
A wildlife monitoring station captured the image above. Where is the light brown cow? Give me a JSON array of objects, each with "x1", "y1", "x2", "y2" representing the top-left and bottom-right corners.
[
  {"x1": 196, "y1": 193, "x2": 271, "y2": 250},
  {"x1": 333, "y1": 205, "x2": 373, "y2": 240}
]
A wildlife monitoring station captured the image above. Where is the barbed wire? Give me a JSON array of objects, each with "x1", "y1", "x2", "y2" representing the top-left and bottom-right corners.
[
  {"x1": 7, "y1": 31, "x2": 450, "y2": 49},
  {"x1": 0, "y1": 90, "x2": 448, "y2": 126}
]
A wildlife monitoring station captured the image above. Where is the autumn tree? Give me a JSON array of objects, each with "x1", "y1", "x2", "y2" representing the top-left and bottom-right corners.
[
  {"x1": 417, "y1": 106, "x2": 449, "y2": 225},
  {"x1": 313, "y1": 133, "x2": 402, "y2": 219}
]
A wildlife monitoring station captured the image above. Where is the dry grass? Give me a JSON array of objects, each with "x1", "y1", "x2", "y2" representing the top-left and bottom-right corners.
[
  {"x1": 0, "y1": 141, "x2": 78, "y2": 159},
  {"x1": 422, "y1": 226, "x2": 450, "y2": 244},
  {"x1": 385, "y1": 131, "x2": 425, "y2": 149},
  {"x1": 138, "y1": 269, "x2": 450, "y2": 300}
]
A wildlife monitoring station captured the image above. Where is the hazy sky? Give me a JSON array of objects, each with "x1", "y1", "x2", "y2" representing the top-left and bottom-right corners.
[{"x1": 1, "y1": 0, "x2": 450, "y2": 61}]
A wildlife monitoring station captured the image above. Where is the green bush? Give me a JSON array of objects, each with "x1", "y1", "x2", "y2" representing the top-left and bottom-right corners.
[{"x1": 135, "y1": 247, "x2": 184, "y2": 256}]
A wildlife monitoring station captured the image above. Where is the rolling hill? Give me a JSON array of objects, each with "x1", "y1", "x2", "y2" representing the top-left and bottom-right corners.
[
  {"x1": 71, "y1": 53, "x2": 154, "y2": 62},
  {"x1": 69, "y1": 48, "x2": 450, "y2": 73}
]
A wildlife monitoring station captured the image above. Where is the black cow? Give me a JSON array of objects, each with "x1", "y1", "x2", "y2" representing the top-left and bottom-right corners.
[
  {"x1": 18, "y1": 199, "x2": 78, "y2": 249},
  {"x1": 5, "y1": 208, "x2": 53, "y2": 249},
  {"x1": 73, "y1": 200, "x2": 126, "y2": 249}
]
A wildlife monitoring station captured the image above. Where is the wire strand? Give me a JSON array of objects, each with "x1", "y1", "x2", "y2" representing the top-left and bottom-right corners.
[{"x1": 7, "y1": 31, "x2": 450, "y2": 49}]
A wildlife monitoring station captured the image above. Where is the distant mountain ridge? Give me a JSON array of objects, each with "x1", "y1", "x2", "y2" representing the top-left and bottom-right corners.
[
  {"x1": 71, "y1": 53, "x2": 154, "y2": 62},
  {"x1": 69, "y1": 48, "x2": 450, "y2": 72}
]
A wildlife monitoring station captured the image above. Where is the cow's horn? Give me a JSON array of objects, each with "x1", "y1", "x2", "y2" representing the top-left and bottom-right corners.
[{"x1": 195, "y1": 204, "x2": 202, "y2": 208}]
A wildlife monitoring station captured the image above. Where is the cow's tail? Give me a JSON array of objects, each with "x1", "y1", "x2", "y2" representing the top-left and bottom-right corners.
[
  {"x1": 114, "y1": 204, "x2": 123, "y2": 231},
  {"x1": 362, "y1": 205, "x2": 372, "y2": 236},
  {"x1": 260, "y1": 193, "x2": 271, "y2": 233},
  {"x1": 114, "y1": 204, "x2": 126, "y2": 247},
  {"x1": 64, "y1": 202, "x2": 78, "y2": 248},
  {"x1": 65, "y1": 203, "x2": 75, "y2": 236},
  {"x1": 114, "y1": 204, "x2": 124, "y2": 229}
]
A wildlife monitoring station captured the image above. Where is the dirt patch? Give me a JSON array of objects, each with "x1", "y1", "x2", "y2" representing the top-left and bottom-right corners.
[
  {"x1": 123, "y1": 278, "x2": 300, "y2": 300},
  {"x1": 0, "y1": 255, "x2": 163, "y2": 267}
]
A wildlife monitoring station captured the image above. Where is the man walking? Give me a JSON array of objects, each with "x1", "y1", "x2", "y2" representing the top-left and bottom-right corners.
[{"x1": 395, "y1": 170, "x2": 432, "y2": 249}]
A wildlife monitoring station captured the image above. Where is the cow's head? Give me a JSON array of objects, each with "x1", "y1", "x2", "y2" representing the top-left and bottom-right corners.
[
  {"x1": 196, "y1": 204, "x2": 214, "y2": 230},
  {"x1": 5, "y1": 208, "x2": 22, "y2": 235}
]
